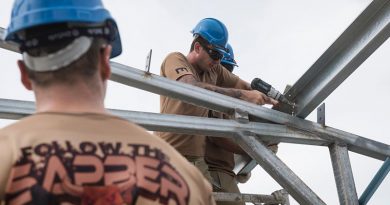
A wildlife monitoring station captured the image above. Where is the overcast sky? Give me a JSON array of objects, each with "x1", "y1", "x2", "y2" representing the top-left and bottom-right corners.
[{"x1": 1, "y1": 0, "x2": 389, "y2": 204}]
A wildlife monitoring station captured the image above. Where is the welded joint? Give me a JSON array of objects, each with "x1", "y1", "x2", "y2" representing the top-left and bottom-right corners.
[{"x1": 271, "y1": 189, "x2": 290, "y2": 205}]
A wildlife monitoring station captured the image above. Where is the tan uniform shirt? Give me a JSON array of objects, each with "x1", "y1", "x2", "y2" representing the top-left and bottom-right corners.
[
  {"x1": 205, "y1": 112, "x2": 235, "y2": 177},
  {"x1": 0, "y1": 112, "x2": 215, "y2": 205},
  {"x1": 158, "y1": 52, "x2": 240, "y2": 156},
  {"x1": 205, "y1": 139, "x2": 235, "y2": 177}
]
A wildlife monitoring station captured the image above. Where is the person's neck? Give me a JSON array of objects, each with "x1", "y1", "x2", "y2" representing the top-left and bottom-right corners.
[{"x1": 33, "y1": 82, "x2": 107, "y2": 114}]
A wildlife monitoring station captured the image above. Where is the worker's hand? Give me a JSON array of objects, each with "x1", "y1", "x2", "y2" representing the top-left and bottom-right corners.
[
  {"x1": 236, "y1": 172, "x2": 251, "y2": 184},
  {"x1": 241, "y1": 90, "x2": 278, "y2": 106}
]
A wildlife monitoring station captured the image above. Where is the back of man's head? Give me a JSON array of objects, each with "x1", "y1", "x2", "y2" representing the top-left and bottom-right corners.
[
  {"x1": 4, "y1": 0, "x2": 122, "y2": 87},
  {"x1": 22, "y1": 24, "x2": 108, "y2": 86}
]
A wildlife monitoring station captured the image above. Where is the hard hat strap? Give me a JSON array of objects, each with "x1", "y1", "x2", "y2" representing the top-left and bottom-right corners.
[
  {"x1": 22, "y1": 36, "x2": 93, "y2": 72},
  {"x1": 19, "y1": 22, "x2": 115, "y2": 53}
]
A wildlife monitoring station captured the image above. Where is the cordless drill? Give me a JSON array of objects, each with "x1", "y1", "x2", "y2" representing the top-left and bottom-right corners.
[{"x1": 251, "y1": 78, "x2": 293, "y2": 105}]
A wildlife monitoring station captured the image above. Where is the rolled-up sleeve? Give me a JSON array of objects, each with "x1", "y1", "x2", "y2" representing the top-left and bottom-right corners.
[{"x1": 161, "y1": 52, "x2": 194, "y2": 81}]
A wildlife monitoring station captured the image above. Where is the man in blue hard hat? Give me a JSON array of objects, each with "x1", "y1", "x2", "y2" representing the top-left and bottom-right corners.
[
  {"x1": 205, "y1": 44, "x2": 279, "y2": 205},
  {"x1": 205, "y1": 44, "x2": 246, "y2": 205},
  {"x1": 0, "y1": 1, "x2": 216, "y2": 204},
  {"x1": 157, "y1": 18, "x2": 278, "y2": 183}
]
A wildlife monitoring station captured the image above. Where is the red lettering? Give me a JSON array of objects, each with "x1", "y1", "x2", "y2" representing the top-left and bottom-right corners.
[
  {"x1": 136, "y1": 156, "x2": 159, "y2": 193},
  {"x1": 52, "y1": 183, "x2": 64, "y2": 195},
  {"x1": 6, "y1": 163, "x2": 37, "y2": 205},
  {"x1": 42, "y1": 156, "x2": 68, "y2": 193},
  {"x1": 160, "y1": 164, "x2": 189, "y2": 205},
  {"x1": 7, "y1": 143, "x2": 191, "y2": 205},
  {"x1": 7, "y1": 177, "x2": 36, "y2": 194},
  {"x1": 73, "y1": 155, "x2": 103, "y2": 185},
  {"x1": 12, "y1": 163, "x2": 32, "y2": 178},
  {"x1": 104, "y1": 156, "x2": 136, "y2": 185},
  {"x1": 61, "y1": 178, "x2": 83, "y2": 197},
  {"x1": 9, "y1": 190, "x2": 32, "y2": 205}
]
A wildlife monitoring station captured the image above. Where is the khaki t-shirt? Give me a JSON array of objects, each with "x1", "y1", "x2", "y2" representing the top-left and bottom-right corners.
[
  {"x1": 0, "y1": 112, "x2": 215, "y2": 205},
  {"x1": 205, "y1": 138, "x2": 235, "y2": 177},
  {"x1": 205, "y1": 111, "x2": 235, "y2": 177},
  {"x1": 158, "y1": 52, "x2": 240, "y2": 156}
]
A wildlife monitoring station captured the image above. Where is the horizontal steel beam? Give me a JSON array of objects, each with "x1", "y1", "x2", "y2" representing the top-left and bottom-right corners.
[
  {"x1": 280, "y1": 0, "x2": 390, "y2": 117},
  {"x1": 213, "y1": 191, "x2": 287, "y2": 204},
  {"x1": 2, "y1": 98, "x2": 388, "y2": 161},
  {"x1": 109, "y1": 62, "x2": 390, "y2": 161},
  {"x1": 0, "y1": 98, "x2": 328, "y2": 146}
]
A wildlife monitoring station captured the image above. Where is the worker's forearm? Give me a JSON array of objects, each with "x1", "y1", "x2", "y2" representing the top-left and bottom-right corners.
[
  {"x1": 234, "y1": 79, "x2": 252, "y2": 90},
  {"x1": 179, "y1": 74, "x2": 244, "y2": 99},
  {"x1": 198, "y1": 82, "x2": 243, "y2": 99},
  {"x1": 178, "y1": 74, "x2": 273, "y2": 105}
]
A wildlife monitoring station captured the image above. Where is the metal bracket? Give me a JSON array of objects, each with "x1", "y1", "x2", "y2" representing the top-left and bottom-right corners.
[
  {"x1": 145, "y1": 49, "x2": 152, "y2": 74},
  {"x1": 274, "y1": 84, "x2": 295, "y2": 115},
  {"x1": 317, "y1": 103, "x2": 325, "y2": 126}
]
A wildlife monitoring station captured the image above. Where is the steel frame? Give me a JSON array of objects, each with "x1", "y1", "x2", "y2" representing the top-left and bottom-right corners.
[
  {"x1": 279, "y1": 0, "x2": 390, "y2": 117},
  {"x1": 0, "y1": 0, "x2": 389, "y2": 204},
  {"x1": 241, "y1": 0, "x2": 390, "y2": 173}
]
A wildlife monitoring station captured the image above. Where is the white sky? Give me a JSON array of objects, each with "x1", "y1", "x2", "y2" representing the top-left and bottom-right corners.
[{"x1": 1, "y1": 0, "x2": 389, "y2": 204}]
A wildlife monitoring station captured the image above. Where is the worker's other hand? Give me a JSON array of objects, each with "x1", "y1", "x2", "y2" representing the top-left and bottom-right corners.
[
  {"x1": 241, "y1": 90, "x2": 278, "y2": 106},
  {"x1": 236, "y1": 172, "x2": 251, "y2": 184}
]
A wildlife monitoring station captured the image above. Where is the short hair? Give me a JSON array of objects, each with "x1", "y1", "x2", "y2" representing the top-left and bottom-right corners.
[
  {"x1": 190, "y1": 36, "x2": 210, "y2": 52},
  {"x1": 23, "y1": 24, "x2": 107, "y2": 87}
]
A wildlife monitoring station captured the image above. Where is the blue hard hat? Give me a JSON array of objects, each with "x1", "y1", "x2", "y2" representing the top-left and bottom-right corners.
[
  {"x1": 221, "y1": 43, "x2": 238, "y2": 67},
  {"x1": 191, "y1": 18, "x2": 228, "y2": 54},
  {"x1": 4, "y1": 0, "x2": 122, "y2": 58}
]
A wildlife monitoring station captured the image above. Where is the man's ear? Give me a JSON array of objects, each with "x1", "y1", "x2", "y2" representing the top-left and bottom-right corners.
[
  {"x1": 99, "y1": 45, "x2": 112, "y2": 81},
  {"x1": 194, "y1": 42, "x2": 202, "y2": 54},
  {"x1": 17, "y1": 60, "x2": 33, "y2": 90}
]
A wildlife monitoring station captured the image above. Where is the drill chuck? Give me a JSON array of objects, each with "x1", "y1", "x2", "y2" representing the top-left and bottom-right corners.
[{"x1": 251, "y1": 78, "x2": 292, "y2": 105}]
